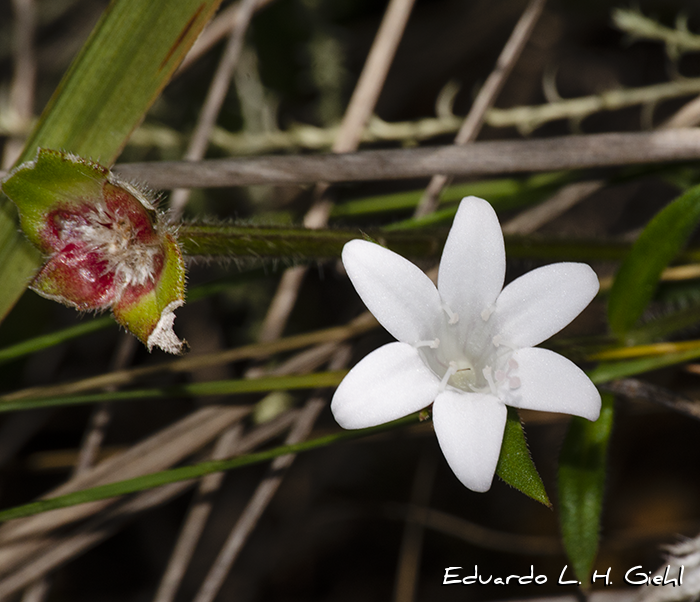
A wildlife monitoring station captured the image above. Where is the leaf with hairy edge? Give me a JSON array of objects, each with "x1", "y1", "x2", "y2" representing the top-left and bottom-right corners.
[
  {"x1": 608, "y1": 183, "x2": 700, "y2": 339},
  {"x1": 0, "y1": 0, "x2": 223, "y2": 323},
  {"x1": 558, "y1": 393, "x2": 614, "y2": 587},
  {"x1": 496, "y1": 407, "x2": 551, "y2": 507}
]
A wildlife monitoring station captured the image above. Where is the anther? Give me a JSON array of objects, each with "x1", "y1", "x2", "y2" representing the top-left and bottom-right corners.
[
  {"x1": 492, "y1": 334, "x2": 502, "y2": 347},
  {"x1": 442, "y1": 304, "x2": 459, "y2": 325},
  {"x1": 481, "y1": 305, "x2": 494, "y2": 321},
  {"x1": 509, "y1": 376, "x2": 521, "y2": 389}
]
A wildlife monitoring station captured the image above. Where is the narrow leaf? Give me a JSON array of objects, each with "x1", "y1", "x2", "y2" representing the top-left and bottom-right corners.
[
  {"x1": 0, "y1": 413, "x2": 421, "y2": 523},
  {"x1": 608, "y1": 184, "x2": 700, "y2": 339},
  {"x1": 558, "y1": 393, "x2": 614, "y2": 587},
  {"x1": 496, "y1": 407, "x2": 551, "y2": 507}
]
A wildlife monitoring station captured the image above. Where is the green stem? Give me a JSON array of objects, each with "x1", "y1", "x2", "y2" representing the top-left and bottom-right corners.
[{"x1": 179, "y1": 221, "x2": 693, "y2": 264}]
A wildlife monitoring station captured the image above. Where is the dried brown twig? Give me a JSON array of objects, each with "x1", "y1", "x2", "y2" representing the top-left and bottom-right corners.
[{"x1": 111, "y1": 129, "x2": 700, "y2": 188}]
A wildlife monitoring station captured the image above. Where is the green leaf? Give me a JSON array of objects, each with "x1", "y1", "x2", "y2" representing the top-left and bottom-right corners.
[
  {"x1": 608, "y1": 183, "x2": 700, "y2": 339},
  {"x1": 558, "y1": 393, "x2": 614, "y2": 587},
  {"x1": 0, "y1": 0, "x2": 223, "y2": 323},
  {"x1": 496, "y1": 407, "x2": 551, "y2": 507}
]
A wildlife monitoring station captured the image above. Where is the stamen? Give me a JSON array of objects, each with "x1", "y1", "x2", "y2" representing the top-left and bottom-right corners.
[
  {"x1": 439, "y1": 363, "x2": 458, "y2": 393},
  {"x1": 494, "y1": 369, "x2": 506, "y2": 382},
  {"x1": 483, "y1": 366, "x2": 497, "y2": 395},
  {"x1": 509, "y1": 358, "x2": 519, "y2": 370},
  {"x1": 492, "y1": 334, "x2": 502, "y2": 347},
  {"x1": 414, "y1": 338, "x2": 440, "y2": 349},
  {"x1": 442, "y1": 304, "x2": 459, "y2": 325},
  {"x1": 509, "y1": 376, "x2": 521, "y2": 389}
]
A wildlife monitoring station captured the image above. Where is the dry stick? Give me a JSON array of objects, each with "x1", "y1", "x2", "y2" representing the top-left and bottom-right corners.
[
  {"x1": 501, "y1": 179, "x2": 604, "y2": 235},
  {"x1": 176, "y1": 0, "x2": 277, "y2": 75},
  {"x1": 414, "y1": 0, "x2": 546, "y2": 218},
  {"x1": 499, "y1": 72, "x2": 700, "y2": 237},
  {"x1": 603, "y1": 378, "x2": 700, "y2": 422},
  {"x1": 169, "y1": 0, "x2": 260, "y2": 219},
  {"x1": 2, "y1": 0, "x2": 36, "y2": 169},
  {"x1": 191, "y1": 345, "x2": 352, "y2": 602},
  {"x1": 393, "y1": 452, "x2": 437, "y2": 602},
  {"x1": 193, "y1": 399, "x2": 324, "y2": 602},
  {"x1": 152, "y1": 341, "x2": 340, "y2": 602},
  {"x1": 153, "y1": 425, "x2": 244, "y2": 602},
  {"x1": 18, "y1": 337, "x2": 142, "y2": 602},
  {"x1": 0, "y1": 412, "x2": 300, "y2": 600},
  {"x1": 0, "y1": 405, "x2": 251, "y2": 579},
  {"x1": 110, "y1": 129, "x2": 700, "y2": 188},
  {"x1": 257, "y1": 0, "x2": 417, "y2": 343},
  {"x1": 0, "y1": 312, "x2": 378, "y2": 403},
  {"x1": 222, "y1": 6, "x2": 417, "y2": 583}
]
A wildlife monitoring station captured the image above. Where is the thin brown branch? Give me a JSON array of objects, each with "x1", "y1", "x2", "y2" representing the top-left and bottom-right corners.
[
  {"x1": 109, "y1": 129, "x2": 700, "y2": 188},
  {"x1": 177, "y1": 0, "x2": 277, "y2": 75},
  {"x1": 603, "y1": 378, "x2": 700, "y2": 421},
  {"x1": 502, "y1": 180, "x2": 604, "y2": 235},
  {"x1": 393, "y1": 452, "x2": 437, "y2": 602},
  {"x1": 0, "y1": 405, "x2": 251, "y2": 578},
  {"x1": 152, "y1": 425, "x2": 244, "y2": 602},
  {"x1": 193, "y1": 398, "x2": 325, "y2": 602},
  {"x1": 193, "y1": 345, "x2": 349, "y2": 601},
  {"x1": 257, "y1": 0, "x2": 417, "y2": 343},
  {"x1": 0, "y1": 313, "x2": 377, "y2": 403},
  {"x1": 2, "y1": 0, "x2": 37, "y2": 169},
  {"x1": 415, "y1": 0, "x2": 546, "y2": 217},
  {"x1": 169, "y1": 0, "x2": 261, "y2": 218},
  {"x1": 0, "y1": 408, "x2": 299, "y2": 599}
]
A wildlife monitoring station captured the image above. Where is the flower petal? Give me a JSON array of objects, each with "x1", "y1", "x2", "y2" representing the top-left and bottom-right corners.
[
  {"x1": 495, "y1": 262, "x2": 599, "y2": 348},
  {"x1": 432, "y1": 390, "x2": 507, "y2": 492},
  {"x1": 331, "y1": 342, "x2": 439, "y2": 429},
  {"x1": 342, "y1": 240, "x2": 442, "y2": 344},
  {"x1": 438, "y1": 197, "x2": 505, "y2": 325},
  {"x1": 507, "y1": 347, "x2": 601, "y2": 420}
]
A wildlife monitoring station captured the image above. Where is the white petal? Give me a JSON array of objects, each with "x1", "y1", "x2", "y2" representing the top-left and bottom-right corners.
[
  {"x1": 437, "y1": 197, "x2": 505, "y2": 324},
  {"x1": 331, "y1": 342, "x2": 438, "y2": 429},
  {"x1": 342, "y1": 240, "x2": 442, "y2": 344},
  {"x1": 432, "y1": 390, "x2": 507, "y2": 492},
  {"x1": 495, "y1": 262, "x2": 599, "y2": 348},
  {"x1": 507, "y1": 347, "x2": 601, "y2": 420}
]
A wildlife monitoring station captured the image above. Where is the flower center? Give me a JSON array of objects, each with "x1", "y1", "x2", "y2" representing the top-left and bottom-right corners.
[
  {"x1": 55, "y1": 202, "x2": 161, "y2": 289},
  {"x1": 416, "y1": 301, "x2": 521, "y2": 398}
]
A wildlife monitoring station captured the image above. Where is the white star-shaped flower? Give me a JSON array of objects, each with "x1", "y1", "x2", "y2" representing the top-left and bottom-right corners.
[{"x1": 331, "y1": 196, "x2": 601, "y2": 492}]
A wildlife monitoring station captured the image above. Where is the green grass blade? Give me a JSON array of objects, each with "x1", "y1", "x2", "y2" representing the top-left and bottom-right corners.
[
  {"x1": 608, "y1": 183, "x2": 700, "y2": 339},
  {"x1": 558, "y1": 394, "x2": 614, "y2": 587},
  {"x1": 0, "y1": 371, "x2": 348, "y2": 413},
  {"x1": 0, "y1": 413, "x2": 421, "y2": 523},
  {"x1": 0, "y1": 0, "x2": 223, "y2": 323}
]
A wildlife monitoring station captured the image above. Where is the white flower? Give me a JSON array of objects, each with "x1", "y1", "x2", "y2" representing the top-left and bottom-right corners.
[{"x1": 331, "y1": 196, "x2": 601, "y2": 492}]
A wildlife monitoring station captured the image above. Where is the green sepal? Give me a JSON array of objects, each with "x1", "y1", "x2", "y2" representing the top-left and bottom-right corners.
[
  {"x1": 2, "y1": 149, "x2": 108, "y2": 252},
  {"x1": 495, "y1": 407, "x2": 551, "y2": 507},
  {"x1": 112, "y1": 232, "x2": 186, "y2": 353}
]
